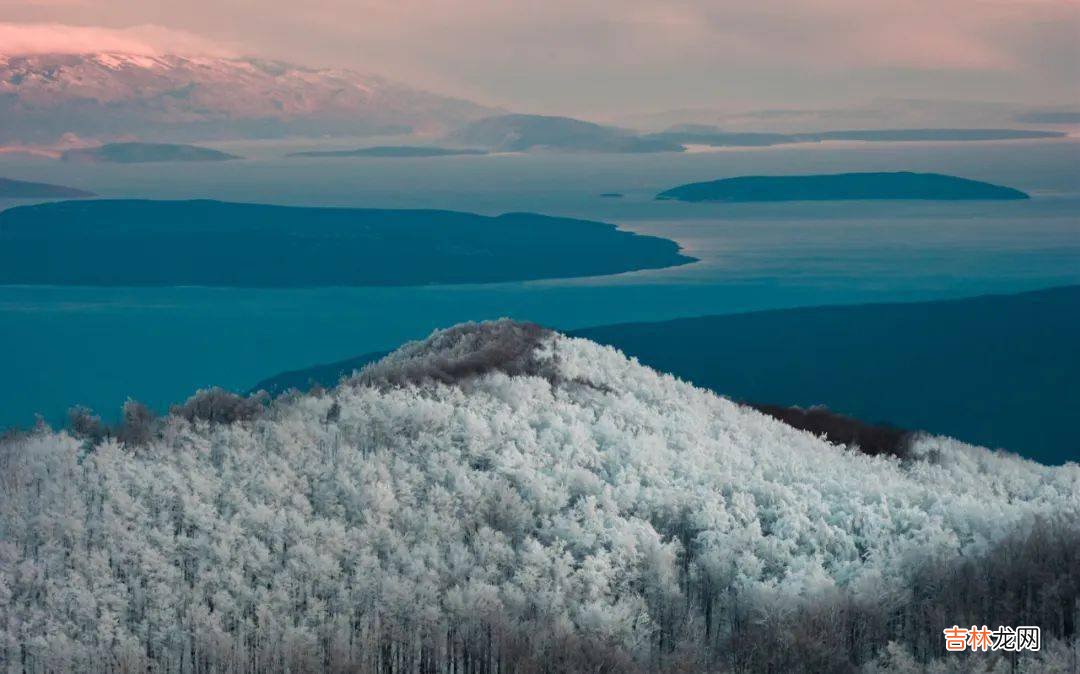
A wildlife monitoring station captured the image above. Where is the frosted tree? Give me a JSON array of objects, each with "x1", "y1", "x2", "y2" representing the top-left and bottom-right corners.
[{"x1": 1, "y1": 320, "x2": 1076, "y2": 673}]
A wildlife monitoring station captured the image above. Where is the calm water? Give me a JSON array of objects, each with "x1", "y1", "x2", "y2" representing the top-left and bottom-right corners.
[{"x1": 1, "y1": 139, "x2": 1078, "y2": 432}]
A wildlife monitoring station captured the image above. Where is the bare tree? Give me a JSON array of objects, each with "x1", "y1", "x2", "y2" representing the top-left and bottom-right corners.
[{"x1": 171, "y1": 387, "x2": 267, "y2": 424}]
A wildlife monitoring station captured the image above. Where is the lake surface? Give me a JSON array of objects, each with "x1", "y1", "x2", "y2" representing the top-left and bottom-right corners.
[{"x1": 2, "y1": 139, "x2": 1078, "y2": 452}]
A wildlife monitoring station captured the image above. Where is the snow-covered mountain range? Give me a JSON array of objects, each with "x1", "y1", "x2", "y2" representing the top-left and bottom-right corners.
[
  {"x1": 2, "y1": 320, "x2": 1077, "y2": 672},
  {"x1": 0, "y1": 52, "x2": 495, "y2": 143}
]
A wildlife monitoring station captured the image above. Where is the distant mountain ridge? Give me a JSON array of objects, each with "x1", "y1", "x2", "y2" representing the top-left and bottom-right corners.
[
  {"x1": 643, "y1": 125, "x2": 1065, "y2": 148},
  {"x1": 288, "y1": 146, "x2": 487, "y2": 158},
  {"x1": 0, "y1": 177, "x2": 94, "y2": 198},
  {"x1": 1, "y1": 53, "x2": 1065, "y2": 148},
  {"x1": 450, "y1": 115, "x2": 1065, "y2": 154},
  {"x1": 0, "y1": 52, "x2": 495, "y2": 143}
]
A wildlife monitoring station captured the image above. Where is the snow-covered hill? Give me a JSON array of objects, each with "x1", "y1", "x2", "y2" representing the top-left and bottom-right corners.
[
  {"x1": 1, "y1": 321, "x2": 1077, "y2": 672},
  {"x1": 0, "y1": 52, "x2": 494, "y2": 143}
]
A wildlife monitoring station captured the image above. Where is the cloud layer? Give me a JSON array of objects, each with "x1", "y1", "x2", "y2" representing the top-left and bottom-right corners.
[
  {"x1": 0, "y1": 22, "x2": 233, "y2": 57},
  {"x1": 0, "y1": 0, "x2": 1076, "y2": 114}
]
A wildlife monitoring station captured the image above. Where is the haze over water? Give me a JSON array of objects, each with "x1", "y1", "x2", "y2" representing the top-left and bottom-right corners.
[{"x1": 1, "y1": 139, "x2": 1078, "y2": 435}]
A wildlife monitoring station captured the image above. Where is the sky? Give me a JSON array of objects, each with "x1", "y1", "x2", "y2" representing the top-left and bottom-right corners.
[{"x1": 1, "y1": 0, "x2": 1078, "y2": 118}]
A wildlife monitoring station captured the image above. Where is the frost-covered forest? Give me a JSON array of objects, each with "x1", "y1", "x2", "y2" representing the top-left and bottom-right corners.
[{"x1": 1, "y1": 321, "x2": 1078, "y2": 673}]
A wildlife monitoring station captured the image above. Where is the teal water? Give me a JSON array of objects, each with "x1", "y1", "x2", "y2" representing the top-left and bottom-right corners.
[{"x1": 1, "y1": 140, "x2": 1078, "y2": 435}]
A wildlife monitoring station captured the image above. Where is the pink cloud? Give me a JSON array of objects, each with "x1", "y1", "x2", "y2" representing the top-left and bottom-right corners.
[
  {"x1": 0, "y1": 22, "x2": 234, "y2": 56},
  {"x1": 855, "y1": 24, "x2": 1015, "y2": 70},
  {"x1": 0, "y1": 0, "x2": 1074, "y2": 113}
]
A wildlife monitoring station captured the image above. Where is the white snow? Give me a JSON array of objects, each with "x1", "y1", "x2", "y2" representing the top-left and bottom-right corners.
[{"x1": 1, "y1": 321, "x2": 1075, "y2": 671}]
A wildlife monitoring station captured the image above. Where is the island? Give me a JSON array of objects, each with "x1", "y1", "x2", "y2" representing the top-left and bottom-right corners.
[
  {"x1": 800, "y1": 128, "x2": 1065, "y2": 142},
  {"x1": 644, "y1": 126, "x2": 794, "y2": 147},
  {"x1": 0, "y1": 199, "x2": 695, "y2": 287},
  {"x1": 0, "y1": 177, "x2": 95, "y2": 198},
  {"x1": 288, "y1": 146, "x2": 487, "y2": 158},
  {"x1": 61, "y1": 142, "x2": 241, "y2": 163},
  {"x1": 657, "y1": 172, "x2": 1029, "y2": 202},
  {"x1": 449, "y1": 118, "x2": 1065, "y2": 154},
  {"x1": 599, "y1": 192, "x2": 624, "y2": 198},
  {"x1": 639, "y1": 126, "x2": 1065, "y2": 149}
]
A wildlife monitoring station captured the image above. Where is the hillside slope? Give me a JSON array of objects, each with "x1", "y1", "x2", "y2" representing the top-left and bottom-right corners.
[
  {"x1": 251, "y1": 286, "x2": 1080, "y2": 464},
  {"x1": 3, "y1": 321, "x2": 1077, "y2": 672}
]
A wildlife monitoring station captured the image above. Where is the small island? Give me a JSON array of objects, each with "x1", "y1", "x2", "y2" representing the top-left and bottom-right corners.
[
  {"x1": 657, "y1": 172, "x2": 1030, "y2": 202},
  {"x1": 61, "y1": 142, "x2": 241, "y2": 164},
  {"x1": 645, "y1": 127, "x2": 794, "y2": 147},
  {"x1": 639, "y1": 126, "x2": 1065, "y2": 150},
  {"x1": 802, "y1": 129, "x2": 1064, "y2": 142},
  {"x1": 288, "y1": 146, "x2": 487, "y2": 158},
  {"x1": 0, "y1": 199, "x2": 695, "y2": 287},
  {"x1": 0, "y1": 177, "x2": 95, "y2": 198},
  {"x1": 599, "y1": 192, "x2": 624, "y2": 198}
]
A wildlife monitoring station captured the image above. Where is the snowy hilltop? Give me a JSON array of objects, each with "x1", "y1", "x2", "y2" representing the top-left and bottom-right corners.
[
  {"x1": 2, "y1": 320, "x2": 1077, "y2": 673},
  {"x1": 0, "y1": 52, "x2": 494, "y2": 143}
]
